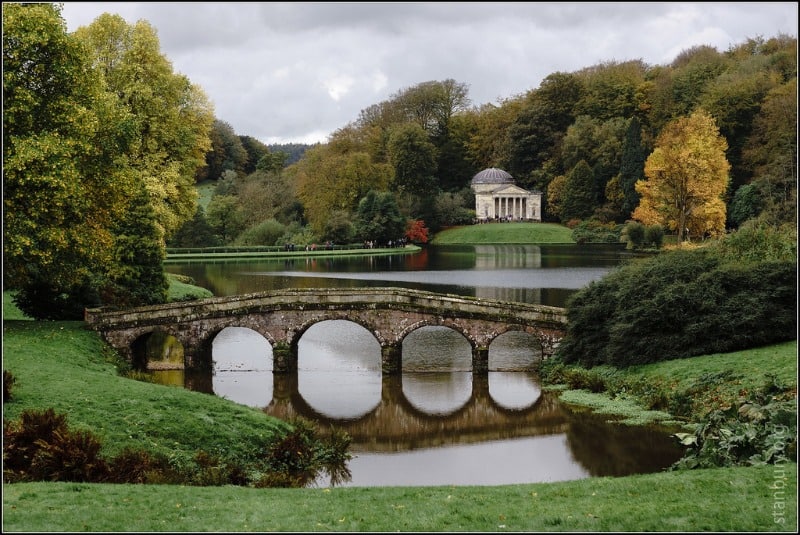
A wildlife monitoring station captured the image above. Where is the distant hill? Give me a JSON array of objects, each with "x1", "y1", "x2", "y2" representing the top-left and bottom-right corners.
[{"x1": 267, "y1": 143, "x2": 315, "y2": 166}]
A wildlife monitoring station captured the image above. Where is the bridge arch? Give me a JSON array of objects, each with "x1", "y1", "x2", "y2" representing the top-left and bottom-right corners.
[
  {"x1": 129, "y1": 329, "x2": 186, "y2": 371},
  {"x1": 487, "y1": 329, "x2": 544, "y2": 371},
  {"x1": 396, "y1": 319, "x2": 478, "y2": 350},
  {"x1": 290, "y1": 315, "x2": 383, "y2": 354},
  {"x1": 401, "y1": 324, "x2": 474, "y2": 372},
  {"x1": 293, "y1": 318, "x2": 382, "y2": 371},
  {"x1": 85, "y1": 287, "x2": 568, "y2": 375},
  {"x1": 211, "y1": 326, "x2": 273, "y2": 372}
]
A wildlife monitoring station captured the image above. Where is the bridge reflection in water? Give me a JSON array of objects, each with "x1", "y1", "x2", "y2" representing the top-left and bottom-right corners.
[{"x1": 152, "y1": 320, "x2": 684, "y2": 487}]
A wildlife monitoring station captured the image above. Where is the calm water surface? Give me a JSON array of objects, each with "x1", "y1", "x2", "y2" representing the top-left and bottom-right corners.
[{"x1": 157, "y1": 244, "x2": 683, "y2": 487}]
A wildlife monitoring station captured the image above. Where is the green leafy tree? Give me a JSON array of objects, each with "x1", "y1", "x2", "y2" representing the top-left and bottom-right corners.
[
  {"x1": 206, "y1": 195, "x2": 246, "y2": 244},
  {"x1": 321, "y1": 210, "x2": 355, "y2": 244},
  {"x1": 239, "y1": 135, "x2": 272, "y2": 174},
  {"x1": 669, "y1": 45, "x2": 730, "y2": 117},
  {"x1": 387, "y1": 122, "x2": 438, "y2": 196},
  {"x1": 354, "y1": 191, "x2": 407, "y2": 245},
  {"x1": 741, "y1": 78, "x2": 797, "y2": 224},
  {"x1": 633, "y1": 109, "x2": 731, "y2": 241},
  {"x1": 74, "y1": 14, "x2": 214, "y2": 239},
  {"x1": 575, "y1": 60, "x2": 647, "y2": 121},
  {"x1": 699, "y1": 67, "x2": 775, "y2": 190},
  {"x1": 728, "y1": 184, "x2": 763, "y2": 228},
  {"x1": 504, "y1": 72, "x2": 583, "y2": 188},
  {"x1": 3, "y1": 3, "x2": 135, "y2": 318},
  {"x1": 463, "y1": 99, "x2": 523, "y2": 170}
]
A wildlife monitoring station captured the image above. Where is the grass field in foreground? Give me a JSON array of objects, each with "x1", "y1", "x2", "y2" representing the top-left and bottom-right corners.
[{"x1": 3, "y1": 463, "x2": 795, "y2": 532}]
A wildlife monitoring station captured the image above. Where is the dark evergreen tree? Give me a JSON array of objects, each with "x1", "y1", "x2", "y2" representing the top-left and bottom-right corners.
[
  {"x1": 239, "y1": 135, "x2": 271, "y2": 174},
  {"x1": 619, "y1": 117, "x2": 646, "y2": 218},
  {"x1": 104, "y1": 185, "x2": 169, "y2": 307},
  {"x1": 561, "y1": 160, "x2": 596, "y2": 221},
  {"x1": 169, "y1": 206, "x2": 220, "y2": 247},
  {"x1": 728, "y1": 183, "x2": 763, "y2": 228}
]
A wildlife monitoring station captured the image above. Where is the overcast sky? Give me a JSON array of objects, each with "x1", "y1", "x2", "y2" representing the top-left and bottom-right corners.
[{"x1": 60, "y1": 2, "x2": 798, "y2": 146}]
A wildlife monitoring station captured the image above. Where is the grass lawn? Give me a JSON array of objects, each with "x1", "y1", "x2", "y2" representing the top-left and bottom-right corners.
[{"x1": 431, "y1": 222, "x2": 575, "y2": 245}]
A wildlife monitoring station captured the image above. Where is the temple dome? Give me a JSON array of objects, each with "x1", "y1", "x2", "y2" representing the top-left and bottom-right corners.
[{"x1": 471, "y1": 167, "x2": 514, "y2": 185}]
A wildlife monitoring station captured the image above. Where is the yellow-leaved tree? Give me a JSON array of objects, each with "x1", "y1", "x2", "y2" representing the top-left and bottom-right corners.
[{"x1": 632, "y1": 109, "x2": 730, "y2": 241}]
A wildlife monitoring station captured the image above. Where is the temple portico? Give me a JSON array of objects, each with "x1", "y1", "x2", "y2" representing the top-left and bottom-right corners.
[{"x1": 471, "y1": 168, "x2": 542, "y2": 221}]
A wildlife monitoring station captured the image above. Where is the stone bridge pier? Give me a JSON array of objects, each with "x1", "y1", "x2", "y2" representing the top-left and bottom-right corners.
[{"x1": 85, "y1": 287, "x2": 568, "y2": 375}]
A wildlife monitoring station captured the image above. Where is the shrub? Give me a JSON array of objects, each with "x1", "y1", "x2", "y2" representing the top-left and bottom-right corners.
[
  {"x1": 256, "y1": 418, "x2": 352, "y2": 488},
  {"x1": 621, "y1": 221, "x2": 645, "y2": 249},
  {"x1": 557, "y1": 243, "x2": 797, "y2": 368},
  {"x1": 643, "y1": 224, "x2": 664, "y2": 248},
  {"x1": 671, "y1": 378, "x2": 797, "y2": 470},
  {"x1": 234, "y1": 219, "x2": 287, "y2": 246},
  {"x1": 3, "y1": 408, "x2": 108, "y2": 483},
  {"x1": 3, "y1": 370, "x2": 16, "y2": 402},
  {"x1": 571, "y1": 219, "x2": 622, "y2": 244}
]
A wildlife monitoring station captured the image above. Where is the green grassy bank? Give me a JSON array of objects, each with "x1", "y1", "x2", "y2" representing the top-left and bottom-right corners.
[
  {"x1": 431, "y1": 222, "x2": 576, "y2": 244},
  {"x1": 3, "y1": 290, "x2": 796, "y2": 531}
]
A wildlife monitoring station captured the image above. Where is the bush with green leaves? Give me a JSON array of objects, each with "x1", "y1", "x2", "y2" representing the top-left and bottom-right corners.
[
  {"x1": 557, "y1": 233, "x2": 797, "y2": 367},
  {"x1": 234, "y1": 218, "x2": 287, "y2": 246},
  {"x1": 643, "y1": 224, "x2": 664, "y2": 248},
  {"x1": 571, "y1": 219, "x2": 622, "y2": 244},
  {"x1": 671, "y1": 376, "x2": 797, "y2": 470}
]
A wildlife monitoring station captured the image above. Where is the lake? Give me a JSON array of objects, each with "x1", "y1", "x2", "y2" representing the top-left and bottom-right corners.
[{"x1": 157, "y1": 243, "x2": 684, "y2": 487}]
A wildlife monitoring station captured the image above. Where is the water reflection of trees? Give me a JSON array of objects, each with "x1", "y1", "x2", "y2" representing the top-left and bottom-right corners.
[{"x1": 563, "y1": 409, "x2": 686, "y2": 477}]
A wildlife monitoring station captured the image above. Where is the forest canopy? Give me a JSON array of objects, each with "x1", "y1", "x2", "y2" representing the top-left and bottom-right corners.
[{"x1": 4, "y1": 2, "x2": 796, "y2": 319}]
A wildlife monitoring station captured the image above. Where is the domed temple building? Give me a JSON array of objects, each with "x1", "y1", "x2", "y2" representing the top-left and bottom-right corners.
[{"x1": 470, "y1": 168, "x2": 542, "y2": 222}]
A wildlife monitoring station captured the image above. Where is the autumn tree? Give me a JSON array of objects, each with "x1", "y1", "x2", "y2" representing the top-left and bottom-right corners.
[
  {"x1": 633, "y1": 109, "x2": 730, "y2": 241},
  {"x1": 3, "y1": 3, "x2": 135, "y2": 318},
  {"x1": 74, "y1": 14, "x2": 214, "y2": 239},
  {"x1": 405, "y1": 219, "x2": 429, "y2": 244},
  {"x1": 292, "y1": 144, "x2": 392, "y2": 237}
]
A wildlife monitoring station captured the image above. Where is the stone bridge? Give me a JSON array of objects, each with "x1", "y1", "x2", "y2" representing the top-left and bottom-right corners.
[{"x1": 84, "y1": 287, "x2": 568, "y2": 374}]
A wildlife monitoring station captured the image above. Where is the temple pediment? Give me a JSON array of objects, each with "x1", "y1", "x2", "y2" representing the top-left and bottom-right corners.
[{"x1": 488, "y1": 184, "x2": 534, "y2": 196}]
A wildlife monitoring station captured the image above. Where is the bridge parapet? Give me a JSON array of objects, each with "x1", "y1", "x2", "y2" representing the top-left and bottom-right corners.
[
  {"x1": 84, "y1": 287, "x2": 568, "y2": 373},
  {"x1": 85, "y1": 287, "x2": 567, "y2": 326}
]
